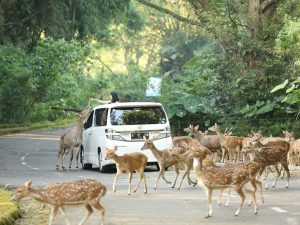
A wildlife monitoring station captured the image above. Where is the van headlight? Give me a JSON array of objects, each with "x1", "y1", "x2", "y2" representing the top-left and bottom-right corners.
[{"x1": 105, "y1": 129, "x2": 125, "y2": 141}]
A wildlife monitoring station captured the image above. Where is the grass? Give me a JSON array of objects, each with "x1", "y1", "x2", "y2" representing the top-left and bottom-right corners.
[
  {"x1": 0, "y1": 118, "x2": 77, "y2": 136},
  {"x1": 0, "y1": 189, "x2": 21, "y2": 225}
]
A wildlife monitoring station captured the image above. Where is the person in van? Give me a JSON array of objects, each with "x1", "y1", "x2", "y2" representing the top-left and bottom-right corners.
[{"x1": 90, "y1": 91, "x2": 119, "y2": 104}]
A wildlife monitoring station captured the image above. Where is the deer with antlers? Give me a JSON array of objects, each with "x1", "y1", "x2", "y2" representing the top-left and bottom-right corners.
[
  {"x1": 11, "y1": 179, "x2": 106, "y2": 225},
  {"x1": 208, "y1": 123, "x2": 244, "y2": 163},
  {"x1": 56, "y1": 108, "x2": 91, "y2": 171}
]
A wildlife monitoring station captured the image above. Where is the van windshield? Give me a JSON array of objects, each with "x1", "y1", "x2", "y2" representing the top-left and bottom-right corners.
[{"x1": 110, "y1": 106, "x2": 167, "y2": 125}]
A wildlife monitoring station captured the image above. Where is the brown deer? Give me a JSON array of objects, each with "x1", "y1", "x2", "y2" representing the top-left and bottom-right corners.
[
  {"x1": 192, "y1": 147, "x2": 258, "y2": 218},
  {"x1": 184, "y1": 125, "x2": 223, "y2": 161},
  {"x1": 169, "y1": 148, "x2": 198, "y2": 189},
  {"x1": 208, "y1": 123, "x2": 244, "y2": 163},
  {"x1": 242, "y1": 134, "x2": 290, "y2": 188},
  {"x1": 172, "y1": 136, "x2": 201, "y2": 150},
  {"x1": 283, "y1": 130, "x2": 300, "y2": 166},
  {"x1": 56, "y1": 108, "x2": 91, "y2": 170},
  {"x1": 11, "y1": 179, "x2": 106, "y2": 225},
  {"x1": 141, "y1": 138, "x2": 184, "y2": 189},
  {"x1": 104, "y1": 146, "x2": 148, "y2": 195}
]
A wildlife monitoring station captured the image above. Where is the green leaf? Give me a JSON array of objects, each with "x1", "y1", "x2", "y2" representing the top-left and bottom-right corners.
[
  {"x1": 183, "y1": 96, "x2": 201, "y2": 113},
  {"x1": 270, "y1": 79, "x2": 289, "y2": 93},
  {"x1": 176, "y1": 109, "x2": 187, "y2": 117}
]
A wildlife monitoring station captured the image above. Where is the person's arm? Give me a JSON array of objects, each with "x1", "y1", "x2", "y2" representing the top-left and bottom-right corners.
[{"x1": 89, "y1": 98, "x2": 110, "y2": 104}]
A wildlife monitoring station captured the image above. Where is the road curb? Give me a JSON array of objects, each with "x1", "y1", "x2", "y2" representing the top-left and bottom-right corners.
[{"x1": 0, "y1": 189, "x2": 21, "y2": 225}]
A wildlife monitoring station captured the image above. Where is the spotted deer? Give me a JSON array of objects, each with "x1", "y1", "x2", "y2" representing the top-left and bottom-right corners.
[
  {"x1": 104, "y1": 146, "x2": 148, "y2": 195},
  {"x1": 192, "y1": 147, "x2": 258, "y2": 218},
  {"x1": 141, "y1": 138, "x2": 184, "y2": 189},
  {"x1": 11, "y1": 179, "x2": 106, "y2": 225},
  {"x1": 56, "y1": 108, "x2": 91, "y2": 170},
  {"x1": 242, "y1": 134, "x2": 290, "y2": 188}
]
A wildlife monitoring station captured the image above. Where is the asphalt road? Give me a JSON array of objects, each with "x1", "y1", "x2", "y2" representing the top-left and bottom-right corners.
[{"x1": 0, "y1": 126, "x2": 300, "y2": 225}]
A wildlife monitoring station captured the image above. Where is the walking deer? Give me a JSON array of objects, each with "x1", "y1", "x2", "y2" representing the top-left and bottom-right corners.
[
  {"x1": 192, "y1": 147, "x2": 258, "y2": 217},
  {"x1": 56, "y1": 108, "x2": 91, "y2": 170},
  {"x1": 169, "y1": 148, "x2": 198, "y2": 189},
  {"x1": 11, "y1": 179, "x2": 106, "y2": 225},
  {"x1": 141, "y1": 138, "x2": 184, "y2": 189},
  {"x1": 104, "y1": 146, "x2": 148, "y2": 195}
]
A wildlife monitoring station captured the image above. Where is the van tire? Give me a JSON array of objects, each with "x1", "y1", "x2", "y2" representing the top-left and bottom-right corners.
[{"x1": 80, "y1": 146, "x2": 92, "y2": 170}]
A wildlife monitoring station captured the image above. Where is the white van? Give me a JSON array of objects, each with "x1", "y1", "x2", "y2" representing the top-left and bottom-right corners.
[{"x1": 80, "y1": 102, "x2": 173, "y2": 172}]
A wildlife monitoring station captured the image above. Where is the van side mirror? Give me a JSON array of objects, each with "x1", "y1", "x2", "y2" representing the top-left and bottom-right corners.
[{"x1": 83, "y1": 122, "x2": 88, "y2": 129}]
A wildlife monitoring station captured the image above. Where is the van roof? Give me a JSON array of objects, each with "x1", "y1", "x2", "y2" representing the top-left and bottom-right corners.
[{"x1": 92, "y1": 102, "x2": 163, "y2": 109}]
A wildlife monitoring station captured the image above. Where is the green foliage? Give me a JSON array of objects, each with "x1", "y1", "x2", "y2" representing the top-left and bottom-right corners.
[{"x1": 0, "y1": 38, "x2": 89, "y2": 123}]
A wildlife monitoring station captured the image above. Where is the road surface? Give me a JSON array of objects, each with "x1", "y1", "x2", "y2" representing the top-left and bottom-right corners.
[{"x1": 0, "y1": 126, "x2": 299, "y2": 225}]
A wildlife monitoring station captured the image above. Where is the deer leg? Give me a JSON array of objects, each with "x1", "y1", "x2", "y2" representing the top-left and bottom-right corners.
[
  {"x1": 128, "y1": 172, "x2": 133, "y2": 195},
  {"x1": 271, "y1": 165, "x2": 281, "y2": 188},
  {"x1": 59, "y1": 207, "x2": 71, "y2": 225},
  {"x1": 281, "y1": 161, "x2": 290, "y2": 188},
  {"x1": 91, "y1": 201, "x2": 105, "y2": 225},
  {"x1": 171, "y1": 164, "x2": 179, "y2": 188},
  {"x1": 113, "y1": 170, "x2": 122, "y2": 192},
  {"x1": 206, "y1": 189, "x2": 213, "y2": 218},
  {"x1": 78, "y1": 204, "x2": 93, "y2": 225},
  {"x1": 220, "y1": 146, "x2": 226, "y2": 163},
  {"x1": 75, "y1": 146, "x2": 81, "y2": 170},
  {"x1": 160, "y1": 164, "x2": 171, "y2": 184},
  {"x1": 225, "y1": 188, "x2": 230, "y2": 206},
  {"x1": 48, "y1": 206, "x2": 58, "y2": 225},
  {"x1": 187, "y1": 167, "x2": 197, "y2": 186},
  {"x1": 61, "y1": 148, "x2": 68, "y2": 171},
  {"x1": 142, "y1": 172, "x2": 148, "y2": 194},
  {"x1": 244, "y1": 188, "x2": 258, "y2": 214},
  {"x1": 177, "y1": 167, "x2": 188, "y2": 190},
  {"x1": 234, "y1": 187, "x2": 246, "y2": 216},
  {"x1": 68, "y1": 148, "x2": 74, "y2": 171}
]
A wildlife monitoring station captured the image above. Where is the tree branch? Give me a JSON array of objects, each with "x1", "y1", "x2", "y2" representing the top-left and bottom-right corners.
[{"x1": 136, "y1": 0, "x2": 203, "y2": 27}]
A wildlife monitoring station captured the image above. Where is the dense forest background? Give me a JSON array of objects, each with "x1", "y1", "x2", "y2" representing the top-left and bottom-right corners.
[{"x1": 1, "y1": 0, "x2": 300, "y2": 136}]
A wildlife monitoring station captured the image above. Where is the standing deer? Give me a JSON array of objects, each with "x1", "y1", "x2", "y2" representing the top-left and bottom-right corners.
[
  {"x1": 141, "y1": 138, "x2": 184, "y2": 189},
  {"x1": 56, "y1": 108, "x2": 90, "y2": 170},
  {"x1": 192, "y1": 147, "x2": 258, "y2": 218},
  {"x1": 11, "y1": 179, "x2": 106, "y2": 225},
  {"x1": 183, "y1": 125, "x2": 223, "y2": 161},
  {"x1": 104, "y1": 146, "x2": 148, "y2": 195},
  {"x1": 208, "y1": 123, "x2": 244, "y2": 163}
]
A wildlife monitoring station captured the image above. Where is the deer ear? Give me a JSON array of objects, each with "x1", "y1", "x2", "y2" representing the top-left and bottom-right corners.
[
  {"x1": 195, "y1": 125, "x2": 199, "y2": 131},
  {"x1": 113, "y1": 146, "x2": 118, "y2": 151},
  {"x1": 24, "y1": 181, "x2": 32, "y2": 187}
]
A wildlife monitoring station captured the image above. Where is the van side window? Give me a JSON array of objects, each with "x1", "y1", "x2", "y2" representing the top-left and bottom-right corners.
[
  {"x1": 95, "y1": 108, "x2": 108, "y2": 126},
  {"x1": 85, "y1": 110, "x2": 94, "y2": 129}
]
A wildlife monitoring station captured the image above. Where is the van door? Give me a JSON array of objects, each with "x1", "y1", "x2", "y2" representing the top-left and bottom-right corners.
[
  {"x1": 88, "y1": 108, "x2": 108, "y2": 165},
  {"x1": 83, "y1": 110, "x2": 94, "y2": 163}
]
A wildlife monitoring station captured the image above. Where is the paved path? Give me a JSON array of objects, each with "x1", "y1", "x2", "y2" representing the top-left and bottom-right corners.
[{"x1": 0, "y1": 128, "x2": 299, "y2": 225}]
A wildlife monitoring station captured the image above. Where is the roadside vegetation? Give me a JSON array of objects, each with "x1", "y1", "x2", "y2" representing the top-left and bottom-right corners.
[{"x1": 1, "y1": 1, "x2": 300, "y2": 136}]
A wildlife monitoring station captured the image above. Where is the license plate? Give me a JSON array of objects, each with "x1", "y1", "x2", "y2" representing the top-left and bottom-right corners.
[{"x1": 131, "y1": 132, "x2": 149, "y2": 140}]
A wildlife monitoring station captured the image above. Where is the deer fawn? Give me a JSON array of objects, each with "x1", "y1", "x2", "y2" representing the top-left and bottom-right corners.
[
  {"x1": 11, "y1": 179, "x2": 106, "y2": 225},
  {"x1": 104, "y1": 146, "x2": 148, "y2": 195}
]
